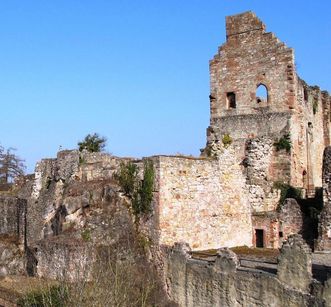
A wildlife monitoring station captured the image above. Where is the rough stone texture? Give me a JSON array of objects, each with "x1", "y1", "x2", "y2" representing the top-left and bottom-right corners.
[
  {"x1": 252, "y1": 212, "x2": 280, "y2": 248},
  {"x1": 0, "y1": 241, "x2": 25, "y2": 277},
  {"x1": 153, "y1": 150, "x2": 252, "y2": 250},
  {"x1": 205, "y1": 11, "x2": 330, "y2": 198},
  {"x1": 279, "y1": 198, "x2": 303, "y2": 243},
  {"x1": 166, "y1": 239, "x2": 324, "y2": 307},
  {"x1": 317, "y1": 146, "x2": 331, "y2": 250},
  {"x1": 0, "y1": 196, "x2": 27, "y2": 246},
  {"x1": 34, "y1": 239, "x2": 94, "y2": 281},
  {"x1": 277, "y1": 234, "x2": 312, "y2": 292},
  {"x1": 250, "y1": 198, "x2": 304, "y2": 249}
]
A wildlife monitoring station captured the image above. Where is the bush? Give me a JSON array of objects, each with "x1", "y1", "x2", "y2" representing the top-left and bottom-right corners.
[
  {"x1": 114, "y1": 162, "x2": 139, "y2": 197},
  {"x1": 78, "y1": 133, "x2": 107, "y2": 153},
  {"x1": 81, "y1": 228, "x2": 91, "y2": 242},
  {"x1": 114, "y1": 160, "x2": 154, "y2": 219},
  {"x1": 274, "y1": 134, "x2": 291, "y2": 153},
  {"x1": 273, "y1": 181, "x2": 302, "y2": 207},
  {"x1": 222, "y1": 134, "x2": 232, "y2": 148},
  {"x1": 312, "y1": 98, "x2": 318, "y2": 115}
]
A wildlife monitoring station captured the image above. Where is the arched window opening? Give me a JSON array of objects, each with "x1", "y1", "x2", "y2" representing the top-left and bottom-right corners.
[
  {"x1": 256, "y1": 84, "x2": 268, "y2": 104},
  {"x1": 226, "y1": 92, "x2": 236, "y2": 109}
]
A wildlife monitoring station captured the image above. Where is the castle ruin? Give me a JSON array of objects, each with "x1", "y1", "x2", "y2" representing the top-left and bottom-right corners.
[{"x1": 0, "y1": 10, "x2": 330, "y2": 306}]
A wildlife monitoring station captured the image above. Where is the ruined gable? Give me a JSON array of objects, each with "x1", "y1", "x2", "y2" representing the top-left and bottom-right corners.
[{"x1": 210, "y1": 11, "x2": 295, "y2": 119}]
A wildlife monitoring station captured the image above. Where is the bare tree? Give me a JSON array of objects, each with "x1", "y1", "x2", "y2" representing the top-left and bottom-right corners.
[{"x1": 0, "y1": 146, "x2": 26, "y2": 183}]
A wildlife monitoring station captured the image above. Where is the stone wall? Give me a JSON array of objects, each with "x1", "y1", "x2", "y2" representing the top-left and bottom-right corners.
[
  {"x1": 153, "y1": 148, "x2": 252, "y2": 250},
  {"x1": 0, "y1": 196, "x2": 26, "y2": 245},
  {"x1": 206, "y1": 11, "x2": 330, "y2": 196},
  {"x1": 251, "y1": 199, "x2": 304, "y2": 249},
  {"x1": 317, "y1": 146, "x2": 331, "y2": 250},
  {"x1": 33, "y1": 239, "x2": 94, "y2": 281},
  {"x1": 166, "y1": 238, "x2": 330, "y2": 307}
]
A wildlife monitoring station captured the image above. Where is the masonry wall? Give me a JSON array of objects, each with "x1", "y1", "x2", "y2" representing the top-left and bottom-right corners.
[
  {"x1": 206, "y1": 11, "x2": 330, "y2": 195},
  {"x1": 166, "y1": 239, "x2": 330, "y2": 307},
  {"x1": 317, "y1": 146, "x2": 331, "y2": 250},
  {"x1": 153, "y1": 149, "x2": 252, "y2": 250},
  {"x1": 0, "y1": 196, "x2": 26, "y2": 245}
]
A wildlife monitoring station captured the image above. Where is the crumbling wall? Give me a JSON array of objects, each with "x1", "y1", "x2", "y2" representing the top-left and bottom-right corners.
[
  {"x1": 166, "y1": 238, "x2": 326, "y2": 307},
  {"x1": 317, "y1": 146, "x2": 331, "y2": 250},
  {"x1": 26, "y1": 150, "x2": 131, "y2": 244},
  {"x1": 34, "y1": 239, "x2": 94, "y2": 281},
  {"x1": 206, "y1": 11, "x2": 330, "y2": 195},
  {"x1": 279, "y1": 198, "x2": 303, "y2": 242},
  {"x1": 0, "y1": 196, "x2": 27, "y2": 245},
  {"x1": 277, "y1": 234, "x2": 312, "y2": 292},
  {"x1": 154, "y1": 149, "x2": 252, "y2": 250}
]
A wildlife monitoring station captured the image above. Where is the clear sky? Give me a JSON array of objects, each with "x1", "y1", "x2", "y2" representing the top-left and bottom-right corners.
[{"x1": 0, "y1": 1, "x2": 330, "y2": 173}]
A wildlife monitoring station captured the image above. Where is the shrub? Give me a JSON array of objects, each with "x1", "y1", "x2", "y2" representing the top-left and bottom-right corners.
[
  {"x1": 114, "y1": 160, "x2": 154, "y2": 219},
  {"x1": 274, "y1": 134, "x2": 291, "y2": 153},
  {"x1": 78, "y1": 133, "x2": 107, "y2": 153},
  {"x1": 132, "y1": 160, "x2": 154, "y2": 216},
  {"x1": 222, "y1": 134, "x2": 232, "y2": 148},
  {"x1": 273, "y1": 181, "x2": 302, "y2": 207},
  {"x1": 312, "y1": 98, "x2": 318, "y2": 115},
  {"x1": 81, "y1": 228, "x2": 91, "y2": 242},
  {"x1": 114, "y1": 161, "x2": 139, "y2": 197}
]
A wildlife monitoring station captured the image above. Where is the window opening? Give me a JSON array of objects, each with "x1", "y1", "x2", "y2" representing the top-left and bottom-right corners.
[
  {"x1": 227, "y1": 92, "x2": 236, "y2": 109},
  {"x1": 256, "y1": 84, "x2": 268, "y2": 104}
]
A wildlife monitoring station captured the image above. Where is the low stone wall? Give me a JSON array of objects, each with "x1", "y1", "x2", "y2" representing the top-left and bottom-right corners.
[{"x1": 166, "y1": 237, "x2": 330, "y2": 307}]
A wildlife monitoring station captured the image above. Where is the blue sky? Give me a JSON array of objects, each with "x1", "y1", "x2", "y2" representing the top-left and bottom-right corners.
[{"x1": 0, "y1": 1, "x2": 330, "y2": 173}]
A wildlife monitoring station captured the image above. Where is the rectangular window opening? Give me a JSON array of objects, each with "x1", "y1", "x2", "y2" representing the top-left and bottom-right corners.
[{"x1": 227, "y1": 92, "x2": 236, "y2": 109}]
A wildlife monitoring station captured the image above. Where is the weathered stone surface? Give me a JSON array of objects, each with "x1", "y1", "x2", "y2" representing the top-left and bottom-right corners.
[
  {"x1": 206, "y1": 10, "x2": 330, "y2": 196},
  {"x1": 277, "y1": 234, "x2": 312, "y2": 292},
  {"x1": 153, "y1": 150, "x2": 252, "y2": 250},
  {"x1": 0, "y1": 241, "x2": 25, "y2": 277},
  {"x1": 166, "y1": 241, "x2": 323, "y2": 307},
  {"x1": 317, "y1": 146, "x2": 331, "y2": 250}
]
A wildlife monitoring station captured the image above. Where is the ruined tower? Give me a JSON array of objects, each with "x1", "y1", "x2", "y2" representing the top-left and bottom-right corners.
[{"x1": 205, "y1": 12, "x2": 331, "y2": 206}]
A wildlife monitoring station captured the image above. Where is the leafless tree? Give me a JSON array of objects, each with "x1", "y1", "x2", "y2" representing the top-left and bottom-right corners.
[{"x1": 0, "y1": 146, "x2": 26, "y2": 183}]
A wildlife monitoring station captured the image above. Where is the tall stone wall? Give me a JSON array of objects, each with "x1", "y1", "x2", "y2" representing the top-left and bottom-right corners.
[
  {"x1": 0, "y1": 196, "x2": 26, "y2": 245},
  {"x1": 153, "y1": 148, "x2": 252, "y2": 250},
  {"x1": 206, "y1": 11, "x2": 330, "y2": 195},
  {"x1": 317, "y1": 146, "x2": 331, "y2": 250}
]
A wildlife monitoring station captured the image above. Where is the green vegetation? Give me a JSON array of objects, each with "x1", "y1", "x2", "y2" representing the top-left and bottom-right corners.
[
  {"x1": 312, "y1": 97, "x2": 318, "y2": 115},
  {"x1": 114, "y1": 160, "x2": 155, "y2": 219},
  {"x1": 273, "y1": 181, "x2": 302, "y2": 207},
  {"x1": 114, "y1": 161, "x2": 139, "y2": 196},
  {"x1": 78, "y1": 133, "x2": 107, "y2": 153},
  {"x1": 273, "y1": 133, "x2": 291, "y2": 153},
  {"x1": 17, "y1": 285, "x2": 68, "y2": 307},
  {"x1": 81, "y1": 228, "x2": 91, "y2": 241},
  {"x1": 222, "y1": 134, "x2": 232, "y2": 148}
]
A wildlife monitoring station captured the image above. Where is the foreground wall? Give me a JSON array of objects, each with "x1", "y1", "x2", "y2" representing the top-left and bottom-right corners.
[
  {"x1": 153, "y1": 147, "x2": 252, "y2": 250},
  {"x1": 166, "y1": 237, "x2": 331, "y2": 307}
]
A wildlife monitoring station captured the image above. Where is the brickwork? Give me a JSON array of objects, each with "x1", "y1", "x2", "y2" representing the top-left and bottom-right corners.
[{"x1": 205, "y1": 11, "x2": 331, "y2": 199}]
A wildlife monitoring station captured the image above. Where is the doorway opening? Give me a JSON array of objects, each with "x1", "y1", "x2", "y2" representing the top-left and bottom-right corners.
[{"x1": 255, "y1": 229, "x2": 264, "y2": 248}]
